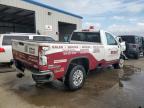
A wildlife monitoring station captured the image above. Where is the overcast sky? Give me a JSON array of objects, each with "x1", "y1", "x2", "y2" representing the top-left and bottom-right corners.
[{"x1": 35, "y1": 0, "x2": 144, "y2": 33}]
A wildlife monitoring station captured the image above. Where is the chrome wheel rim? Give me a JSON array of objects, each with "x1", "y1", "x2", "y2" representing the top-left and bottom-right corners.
[{"x1": 73, "y1": 70, "x2": 83, "y2": 87}]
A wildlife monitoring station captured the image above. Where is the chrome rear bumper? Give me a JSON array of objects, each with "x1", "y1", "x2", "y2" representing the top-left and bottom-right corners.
[{"x1": 32, "y1": 71, "x2": 54, "y2": 83}]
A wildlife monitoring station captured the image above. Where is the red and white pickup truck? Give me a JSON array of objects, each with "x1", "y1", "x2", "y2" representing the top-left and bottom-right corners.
[{"x1": 12, "y1": 30, "x2": 125, "y2": 90}]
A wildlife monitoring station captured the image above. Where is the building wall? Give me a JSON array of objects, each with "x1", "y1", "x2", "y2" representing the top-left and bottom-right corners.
[{"x1": 0, "y1": 0, "x2": 82, "y2": 40}]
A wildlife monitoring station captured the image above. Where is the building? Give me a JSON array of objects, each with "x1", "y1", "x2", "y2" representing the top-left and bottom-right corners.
[{"x1": 0, "y1": 0, "x2": 82, "y2": 41}]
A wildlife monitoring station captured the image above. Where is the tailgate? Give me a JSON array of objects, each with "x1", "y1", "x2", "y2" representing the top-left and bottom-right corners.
[{"x1": 12, "y1": 40, "x2": 39, "y2": 68}]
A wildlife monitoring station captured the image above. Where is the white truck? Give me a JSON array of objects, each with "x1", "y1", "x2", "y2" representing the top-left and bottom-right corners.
[
  {"x1": 12, "y1": 29, "x2": 125, "y2": 90},
  {"x1": 0, "y1": 33, "x2": 55, "y2": 64}
]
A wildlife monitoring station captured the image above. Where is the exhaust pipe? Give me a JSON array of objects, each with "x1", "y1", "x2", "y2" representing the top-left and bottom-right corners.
[{"x1": 16, "y1": 73, "x2": 24, "y2": 78}]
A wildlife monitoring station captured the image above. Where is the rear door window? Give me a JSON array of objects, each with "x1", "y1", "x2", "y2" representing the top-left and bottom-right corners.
[
  {"x1": 71, "y1": 32, "x2": 86, "y2": 41},
  {"x1": 33, "y1": 36, "x2": 55, "y2": 41},
  {"x1": 71, "y1": 32, "x2": 101, "y2": 43},
  {"x1": 86, "y1": 33, "x2": 101, "y2": 43},
  {"x1": 2, "y1": 36, "x2": 29, "y2": 45}
]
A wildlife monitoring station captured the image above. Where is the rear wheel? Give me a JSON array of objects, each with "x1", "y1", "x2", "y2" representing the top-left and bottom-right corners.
[
  {"x1": 113, "y1": 57, "x2": 124, "y2": 69},
  {"x1": 64, "y1": 65, "x2": 86, "y2": 91},
  {"x1": 134, "y1": 53, "x2": 139, "y2": 59}
]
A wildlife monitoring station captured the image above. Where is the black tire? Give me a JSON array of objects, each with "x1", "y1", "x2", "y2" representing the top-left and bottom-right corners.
[
  {"x1": 113, "y1": 57, "x2": 124, "y2": 69},
  {"x1": 134, "y1": 53, "x2": 139, "y2": 59},
  {"x1": 64, "y1": 65, "x2": 86, "y2": 91},
  {"x1": 7, "y1": 61, "x2": 13, "y2": 67}
]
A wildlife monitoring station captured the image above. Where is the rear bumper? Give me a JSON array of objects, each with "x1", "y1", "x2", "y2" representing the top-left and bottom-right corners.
[
  {"x1": 32, "y1": 70, "x2": 54, "y2": 83},
  {"x1": 14, "y1": 59, "x2": 54, "y2": 83},
  {"x1": 125, "y1": 50, "x2": 138, "y2": 56},
  {"x1": 0, "y1": 55, "x2": 13, "y2": 63}
]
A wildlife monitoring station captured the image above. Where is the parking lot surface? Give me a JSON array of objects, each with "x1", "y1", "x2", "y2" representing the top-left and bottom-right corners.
[{"x1": 0, "y1": 58, "x2": 144, "y2": 108}]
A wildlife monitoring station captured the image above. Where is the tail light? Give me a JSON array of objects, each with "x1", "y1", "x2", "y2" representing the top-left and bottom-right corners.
[
  {"x1": 132, "y1": 45, "x2": 137, "y2": 48},
  {"x1": 0, "y1": 47, "x2": 5, "y2": 53},
  {"x1": 39, "y1": 46, "x2": 49, "y2": 66}
]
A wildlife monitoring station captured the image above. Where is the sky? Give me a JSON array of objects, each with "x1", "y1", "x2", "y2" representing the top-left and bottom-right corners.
[{"x1": 35, "y1": 0, "x2": 144, "y2": 34}]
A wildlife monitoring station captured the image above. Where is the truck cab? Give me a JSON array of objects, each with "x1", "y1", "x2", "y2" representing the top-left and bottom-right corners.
[{"x1": 71, "y1": 30, "x2": 122, "y2": 61}]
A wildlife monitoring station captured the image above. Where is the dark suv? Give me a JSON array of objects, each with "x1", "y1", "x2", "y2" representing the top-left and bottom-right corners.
[
  {"x1": 119, "y1": 35, "x2": 144, "y2": 59},
  {"x1": 142, "y1": 37, "x2": 144, "y2": 51}
]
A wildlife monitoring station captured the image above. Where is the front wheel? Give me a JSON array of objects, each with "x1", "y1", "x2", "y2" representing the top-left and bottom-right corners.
[
  {"x1": 64, "y1": 65, "x2": 86, "y2": 91},
  {"x1": 113, "y1": 57, "x2": 124, "y2": 69}
]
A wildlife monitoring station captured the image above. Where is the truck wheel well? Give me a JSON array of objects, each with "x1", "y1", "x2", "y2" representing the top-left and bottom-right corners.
[{"x1": 68, "y1": 58, "x2": 89, "y2": 75}]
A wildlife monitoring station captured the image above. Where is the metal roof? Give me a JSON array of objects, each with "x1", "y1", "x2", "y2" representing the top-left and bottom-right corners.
[{"x1": 22, "y1": 0, "x2": 83, "y2": 19}]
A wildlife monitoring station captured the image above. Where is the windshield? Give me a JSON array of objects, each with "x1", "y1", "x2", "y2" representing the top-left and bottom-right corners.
[{"x1": 33, "y1": 36, "x2": 55, "y2": 42}]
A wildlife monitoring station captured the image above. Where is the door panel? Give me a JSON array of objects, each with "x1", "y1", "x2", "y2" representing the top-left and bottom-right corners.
[
  {"x1": 105, "y1": 33, "x2": 120, "y2": 61},
  {"x1": 105, "y1": 45, "x2": 120, "y2": 61}
]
